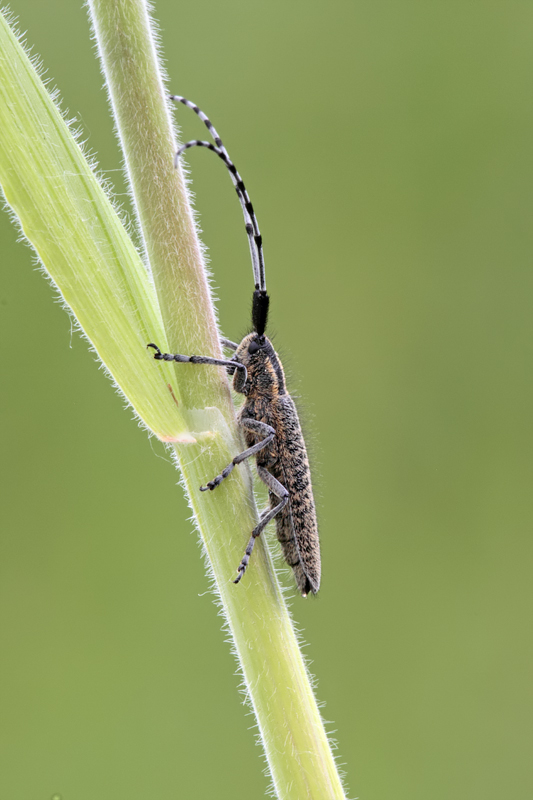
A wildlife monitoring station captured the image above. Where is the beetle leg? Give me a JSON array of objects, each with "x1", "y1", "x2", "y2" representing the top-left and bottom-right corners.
[
  {"x1": 220, "y1": 337, "x2": 239, "y2": 351},
  {"x1": 200, "y1": 419, "x2": 275, "y2": 491},
  {"x1": 233, "y1": 466, "x2": 288, "y2": 584},
  {"x1": 147, "y1": 343, "x2": 247, "y2": 384}
]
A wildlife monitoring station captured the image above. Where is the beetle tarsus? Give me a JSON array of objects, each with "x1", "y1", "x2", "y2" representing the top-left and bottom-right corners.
[{"x1": 147, "y1": 343, "x2": 162, "y2": 358}]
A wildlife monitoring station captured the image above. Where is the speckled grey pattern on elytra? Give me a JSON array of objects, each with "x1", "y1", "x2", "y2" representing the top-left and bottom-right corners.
[{"x1": 236, "y1": 334, "x2": 320, "y2": 595}]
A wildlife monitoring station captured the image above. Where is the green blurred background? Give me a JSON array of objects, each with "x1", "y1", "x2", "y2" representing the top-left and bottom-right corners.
[{"x1": 1, "y1": 1, "x2": 532, "y2": 798}]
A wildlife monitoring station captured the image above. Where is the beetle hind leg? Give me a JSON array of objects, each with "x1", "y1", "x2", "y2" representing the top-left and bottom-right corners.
[{"x1": 233, "y1": 467, "x2": 288, "y2": 584}]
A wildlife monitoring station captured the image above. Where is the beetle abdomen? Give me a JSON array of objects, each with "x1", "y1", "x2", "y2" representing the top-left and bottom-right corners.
[
  {"x1": 241, "y1": 394, "x2": 320, "y2": 596},
  {"x1": 274, "y1": 395, "x2": 320, "y2": 595}
]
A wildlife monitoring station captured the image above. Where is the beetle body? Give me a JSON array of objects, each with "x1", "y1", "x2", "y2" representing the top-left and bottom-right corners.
[
  {"x1": 149, "y1": 96, "x2": 321, "y2": 595},
  {"x1": 234, "y1": 333, "x2": 320, "y2": 596}
]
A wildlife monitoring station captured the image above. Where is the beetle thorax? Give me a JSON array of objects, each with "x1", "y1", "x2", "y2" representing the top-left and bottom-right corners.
[{"x1": 234, "y1": 333, "x2": 286, "y2": 397}]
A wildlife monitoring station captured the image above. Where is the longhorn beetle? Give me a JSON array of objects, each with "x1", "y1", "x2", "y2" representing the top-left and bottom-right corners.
[{"x1": 148, "y1": 96, "x2": 320, "y2": 596}]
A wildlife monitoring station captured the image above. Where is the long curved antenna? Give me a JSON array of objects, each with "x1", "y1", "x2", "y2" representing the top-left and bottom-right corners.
[
  {"x1": 176, "y1": 139, "x2": 266, "y2": 294},
  {"x1": 169, "y1": 95, "x2": 266, "y2": 294}
]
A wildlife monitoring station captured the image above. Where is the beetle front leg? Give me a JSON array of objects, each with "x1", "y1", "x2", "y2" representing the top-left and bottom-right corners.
[
  {"x1": 220, "y1": 337, "x2": 239, "y2": 351},
  {"x1": 147, "y1": 343, "x2": 247, "y2": 383}
]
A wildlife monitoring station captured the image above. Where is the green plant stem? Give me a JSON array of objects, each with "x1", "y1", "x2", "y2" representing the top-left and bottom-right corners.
[
  {"x1": 88, "y1": 0, "x2": 227, "y2": 416},
  {"x1": 0, "y1": 11, "x2": 180, "y2": 438},
  {"x1": 1, "y1": 5, "x2": 347, "y2": 798}
]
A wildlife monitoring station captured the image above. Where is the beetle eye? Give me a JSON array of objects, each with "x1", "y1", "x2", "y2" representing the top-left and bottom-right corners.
[{"x1": 248, "y1": 341, "x2": 260, "y2": 354}]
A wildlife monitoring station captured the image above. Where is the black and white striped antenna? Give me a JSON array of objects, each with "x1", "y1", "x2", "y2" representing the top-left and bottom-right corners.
[{"x1": 170, "y1": 96, "x2": 269, "y2": 337}]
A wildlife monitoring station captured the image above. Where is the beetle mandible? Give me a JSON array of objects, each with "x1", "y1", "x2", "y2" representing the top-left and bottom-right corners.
[{"x1": 148, "y1": 96, "x2": 320, "y2": 596}]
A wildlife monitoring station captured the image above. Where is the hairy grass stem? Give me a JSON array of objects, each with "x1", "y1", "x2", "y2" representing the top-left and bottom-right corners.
[{"x1": 0, "y1": 6, "x2": 347, "y2": 797}]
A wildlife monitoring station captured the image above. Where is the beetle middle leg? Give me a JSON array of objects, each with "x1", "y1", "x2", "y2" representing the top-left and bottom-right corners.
[
  {"x1": 200, "y1": 418, "x2": 275, "y2": 491},
  {"x1": 234, "y1": 466, "x2": 289, "y2": 584}
]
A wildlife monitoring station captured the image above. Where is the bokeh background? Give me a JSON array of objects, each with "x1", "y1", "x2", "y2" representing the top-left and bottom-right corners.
[{"x1": 2, "y1": 1, "x2": 533, "y2": 798}]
